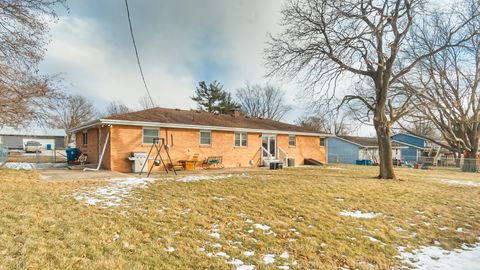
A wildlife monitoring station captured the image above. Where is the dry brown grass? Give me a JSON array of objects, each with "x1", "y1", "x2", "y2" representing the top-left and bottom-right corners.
[{"x1": 0, "y1": 165, "x2": 479, "y2": 269}]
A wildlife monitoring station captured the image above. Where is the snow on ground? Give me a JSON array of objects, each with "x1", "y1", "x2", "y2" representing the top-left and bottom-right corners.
[
  {"x1": 340, "y1": 210, "x2": 380, "y2": 219},
  {"x1": 74, "y1": 177, "x2": 159, "y2": 207},
  {"x1": 3, "y1": 162, "x2": 68, "y2": 170},
  {"x1": 176, "y1": 173, "x2": 247, "y2": 182},
  {"x1": 236, "y1": 265, "x2": 256, "y2": 270},
  {"x1": 263, "y1": 254, "x2": 275, "y2": 264},
  {"x1": 436, "y1": 178, "x2": 480, "y2": 187},
  {"x1": 227, "y1": 259, "x2": 244, "y2": 266},
  {"x1": 244, "y1": 251, "x2": 255, "y2": 257},
  {"x1": 399, "y1": 243, "x2": 480, "y2": 269},
  {"x1": 326, "y1": 167, "x2": 348, "y2": 170},
  {"x1": 74, "y1": 173, "x2": 248, "y2": 207},
  {"x1": 254, "y1": 224, "x2": 271, "y2": 231}
]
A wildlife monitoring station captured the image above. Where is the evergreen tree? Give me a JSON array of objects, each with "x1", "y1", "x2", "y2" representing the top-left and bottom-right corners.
[{"x1": 191, "y1": 81, "x2": 238, "y2": 114}]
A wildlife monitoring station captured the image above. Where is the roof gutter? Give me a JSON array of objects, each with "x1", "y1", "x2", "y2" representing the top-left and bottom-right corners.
[{"x1": 70, "y1": 119, "x2": 332, "y2": 137}]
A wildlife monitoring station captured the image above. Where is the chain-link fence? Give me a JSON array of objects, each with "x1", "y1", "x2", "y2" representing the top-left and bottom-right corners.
[
  {"x1": 328, "y1": 153, "x2": 479, "y2": 172},
  {"x1": 6, "y1": 148, "x2": 67, "y2": 164},
  {"x1": 399, "y1": 155, "x2": 479, "y2": 171}
]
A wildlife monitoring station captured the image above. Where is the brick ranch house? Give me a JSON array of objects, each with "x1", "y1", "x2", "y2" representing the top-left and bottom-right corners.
[{"x1": 70, "y1": 107, "x2": 330, "y2": 173}]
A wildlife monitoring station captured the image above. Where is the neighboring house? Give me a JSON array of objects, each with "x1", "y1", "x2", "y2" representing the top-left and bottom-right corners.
[
  {"x1": 327, "y1": 136, "x2": 406, "y2": 164},
  {"x1": 70, "y1": 107, "x2": 330, "y2": 173},
  {"x1": 0, "y1": 127, "x2": 66, "y2": 150},
  {"x1": 391, "y1": 133, "x2": 445, "y2": 163}
]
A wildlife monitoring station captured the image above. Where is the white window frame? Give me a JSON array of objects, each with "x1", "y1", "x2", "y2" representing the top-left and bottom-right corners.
[
  {"x1": 200, "y1": 130, "x2": 212, "y2": 146},
  {"x1": 82, "y1": 131, "x2": 88, "y2": 145},
  {"x1": 234, "y1": 132, "x2": 248, "y2": 147},
  {"x1": 320, "y1": 137, "x2": 326, "y2": 147},
  {"x1": 288, "y1": 134, "x2": 296, "y2": 147},
  {"x1": 142, "y1": 127, "x2": 160, "y2": 144}
]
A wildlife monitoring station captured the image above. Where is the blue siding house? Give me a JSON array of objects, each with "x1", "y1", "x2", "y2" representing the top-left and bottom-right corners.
[
  {"x1": 328, "y1": 136, "x2": 406, "y2": 164},
  {"x1": 327, "y1": 137, "x2": 361, "y2": 164},
  {"x1": 391, "y1": 133, "x2": 429, "y2": 162}
]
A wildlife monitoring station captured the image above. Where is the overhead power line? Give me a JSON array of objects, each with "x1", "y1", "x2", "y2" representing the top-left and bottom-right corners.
[{"x1": 124, "y1": 0, "x2": 155, "y2": 108}]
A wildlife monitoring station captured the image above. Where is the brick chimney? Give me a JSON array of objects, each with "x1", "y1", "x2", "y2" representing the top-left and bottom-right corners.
[{"x1": 230, "y1": 108, "x2": 241, "y2": 118}]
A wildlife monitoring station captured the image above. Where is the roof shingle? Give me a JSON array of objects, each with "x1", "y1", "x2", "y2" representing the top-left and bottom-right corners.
[
  {"x1": 339, "y1": 136, "x2": 406, "y2": 148},
  {"x1": 104, "y1": 107, "x2": 322, "y2": 134}
]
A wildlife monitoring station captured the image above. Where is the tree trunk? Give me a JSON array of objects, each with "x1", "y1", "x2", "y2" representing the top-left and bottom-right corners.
[{"x1": 374, "y1": 109, "x2": 396, "y2": 179}]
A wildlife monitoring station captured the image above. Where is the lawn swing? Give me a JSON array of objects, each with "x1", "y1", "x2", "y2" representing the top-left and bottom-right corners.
[{"x1": 139, "y1": 137, "x2": 177, "y2": 177}]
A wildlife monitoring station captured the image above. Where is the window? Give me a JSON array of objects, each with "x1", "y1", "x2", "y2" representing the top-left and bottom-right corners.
[
  {"x1": 82, "y1": 132, "x2": 88, "y2": 145},
  {"x1": 320, "y1": 137, "x2": 326, "y2": 147},
  {"x1": 235, "y1": 132, "x2": 248, "y2": 147},
  {"x1": 288, "y1": 135, "x2": 296, "y2": 147},
  {"x1": 200, "y1": 130, "x2": 211, "y2": 145},
  {"x1": 143, "y1": 127, "x2": 159, "y2": 144}
]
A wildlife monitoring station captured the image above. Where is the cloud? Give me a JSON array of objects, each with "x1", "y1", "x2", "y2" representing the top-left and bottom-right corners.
[
  {"x1": 37, "y1": 0, "x2": 374, "y2": 135},
  {"x1": 40, "y1": 1, "x2": 291, "y2": 112}
]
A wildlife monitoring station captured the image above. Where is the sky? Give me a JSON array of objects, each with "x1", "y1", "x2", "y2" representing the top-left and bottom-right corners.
[{"x1": 39, "y1": 0, "x2": 375, "y2": 136}]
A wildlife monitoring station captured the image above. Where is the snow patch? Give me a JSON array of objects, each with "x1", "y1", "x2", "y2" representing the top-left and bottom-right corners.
[
  {"x1": 215, "y1": 252, "x2": 229, "y2": 258},
  {"x1": 327, "y1": 167, "x2": 347, "y2": 170},
  {"x1": 436, "y1": 179, "x2": 480, "y2": 187},
  {"x1": 340, "y1": 210, "x2": 380, "y2": 219},
  {"x1": 244, "y1": 251, "x2": 255, "y2": 257},
  {"x1": 227, "y1": 259, "x2": 244, "y2": 265},
  {"x1": 399, "y1": 243, "x2": 480, "y2": 269},
  {"x1": 209, "y1": 232, "x2": 220, "y2": 239},
  {"x1": 280, "y1": 251, "x2": 289, "y2": 259},
  {"x1": 176, "y1": 173, "x2": 247, "y2": 182},
  {"x1": 263, "y1": 254, "x2": 275, "y2": 264},
  {"x1": 164, "y1": 246, "x2": 175, "y2": 253},
  {"x1": 237, "y1": 265, "x2": 256, "y2": 270},
  {"x1": 254, "y1": 224, "x2": 271, "y2": 231},
  {"x1": 73, "y1": 177, "x2": 159, "y2": 207}
]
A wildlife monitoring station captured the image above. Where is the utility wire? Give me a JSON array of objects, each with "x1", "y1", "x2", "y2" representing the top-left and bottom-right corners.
[{"x1": 124, "y1": 0, "x2": 155, "y2": 108}]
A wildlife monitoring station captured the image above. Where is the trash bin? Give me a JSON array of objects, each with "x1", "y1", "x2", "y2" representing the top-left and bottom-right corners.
[
  {"x1": 128, "y1": 152, "x2": 148, "y2": 173},
  {"x1": 46, "y1": 144, "x2": 52, "y2": 150},
  {"x1": 287, "y1": 158, "x2": 295, "y2": 167},
  {"x1": 66, "y1": 148, "x2": 80, "y2": 164}
]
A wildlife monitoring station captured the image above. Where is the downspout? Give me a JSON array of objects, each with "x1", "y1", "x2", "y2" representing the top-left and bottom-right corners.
[{"x1": 84, "y1": 125, "x2": 111, "y2": 172}]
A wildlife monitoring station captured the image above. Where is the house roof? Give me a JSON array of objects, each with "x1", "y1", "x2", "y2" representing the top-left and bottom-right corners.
[
  {"x1": 71, "y1": 107, "x2": 330, "y2": 136},
  {"x1": 0, "y1": 127, "x2": 65, "y2": 137},
  {"x1": 337, "y1": 136, "x2": 407, "y2": 148}
]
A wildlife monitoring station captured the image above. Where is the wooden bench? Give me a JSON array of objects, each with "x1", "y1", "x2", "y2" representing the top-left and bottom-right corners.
[{"x1": 202, "y1": 156, "x2": 224, "y2": 169}]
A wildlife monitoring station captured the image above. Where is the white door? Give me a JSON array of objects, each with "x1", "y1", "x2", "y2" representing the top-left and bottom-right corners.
[{"x1": 262, "y1": 134, "x2": 277, "y2": 164}]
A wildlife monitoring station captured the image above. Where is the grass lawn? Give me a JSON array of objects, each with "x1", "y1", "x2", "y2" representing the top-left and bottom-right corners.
[{"x1": 0, "y1": 165, "x2": 479, "y2": 269}]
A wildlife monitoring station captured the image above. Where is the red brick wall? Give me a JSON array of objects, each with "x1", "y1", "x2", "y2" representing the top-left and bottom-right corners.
[{"x1": 108, "y1": 125, "x2": 327, "y2": 173}]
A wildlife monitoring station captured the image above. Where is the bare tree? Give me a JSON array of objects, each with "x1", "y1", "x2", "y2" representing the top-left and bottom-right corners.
[
  {"x1": 47, "y1": 94, "x2": 97, "y2": 142},
  {"x1": 397, "y1": 120, "x2": 439, "y2": 139},
  {"x1": 0, "y1": 0, "x2": 66, "y2": 127},
  {"x1": 401, "y1": 0, "x2": 480, "y2": 172},
  {"x1": 266, "y1": 0, "x2": 479, "y2": 179},
  {"x1": 138, "y1": 95, "x2": 159, "y2": 110},
  {"x1": 104, "y1": 101, "x2": 131, "y2": 117},
  {"x1": 296, "y1": 103, "x2": 357, "y2": 135},
  {"x1": 235, "y1": 83, "x2": 292, "y2": 121}
]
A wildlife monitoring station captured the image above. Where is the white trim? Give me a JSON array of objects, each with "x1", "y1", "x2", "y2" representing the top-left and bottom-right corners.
[
  {"x1": 332, "y1": 136, "x2": 408, "y2": 149},
  {"x1": 142, "y1": 127, "x2": 160, "y2": 144},
  {"x1": 82, "y1": 130, "x2": 88, "y2": 145},
  {"x1": 391, "y1": 140, "x2": 427, "y2": 150},
  {"x1": 199, "y1": 130, "x2": 211, "y2": 146},
  {"x1": 234, "y1": 131, "x2": 248, "y2": 147},
  {"x1": 288, "y1": 134, "x2": 296, "y2": 147},
  {"x1": 319, "y1": 136, "x2": 326, "y2": 147},
  {"x1": 393, "y1": 132, "x2": 428, "y2": 141},
  {"x1": 70, "y1": 119, "x2": 331, "y2": 137}
]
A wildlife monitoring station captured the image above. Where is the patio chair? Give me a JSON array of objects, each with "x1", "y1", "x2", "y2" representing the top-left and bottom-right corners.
[{"x1": 202, "y1": 156, "x2": 224, "y2": 169}]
